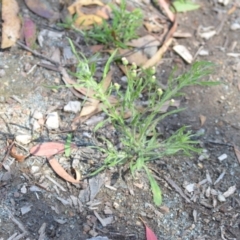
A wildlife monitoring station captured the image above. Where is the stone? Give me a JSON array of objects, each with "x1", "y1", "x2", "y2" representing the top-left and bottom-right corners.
[
  {"x1": 64, "y1": 101, "x2": 81, "y2": 113},
  {"x1": 46, "y1": 112, "x2": 59, "y2": 129}
]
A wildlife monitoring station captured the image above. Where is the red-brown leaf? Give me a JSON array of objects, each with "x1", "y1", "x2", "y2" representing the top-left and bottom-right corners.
[
  {"x1": 146, "y1": 225, "x2": 158, "y2": 240},
  {"x1": 48, "y1": 157, "x2": 80, "y2": 183},
  {"x1": 24, "y1": 0, "x2": 59, "y2": 20},
  {"x1": 10, "y1": 145, "x2": 26, "y2": 162},
  {"x1": 22, "y1": 17, "x2": 37, "y2": 48},
  {"x1": 30, "y1": 142, "x2": 76, "y2": 157}
]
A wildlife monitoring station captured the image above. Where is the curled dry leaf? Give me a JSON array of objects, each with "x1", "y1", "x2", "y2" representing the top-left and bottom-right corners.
[
  {"x1": 67, "y1": 0, "x2": 108, "y2": 29},
  {"x1": 1, "y1": 0, "x2": 21, "y2": 49},
  {"x1": 10, "y1": 145, "x2": 27, "y2": 162},
  {"x1": 48, "y1": 158, "x2": 80, "y2": 184},
  {"x1": 24, "y1": 0, "x2": 59, "y2": 21},
  {"x1": 68, "y1": 0, "x2": 104, "y2": 15},
  {"x1": 73, "y1": 168, "x2": 82, "y2": 181}
]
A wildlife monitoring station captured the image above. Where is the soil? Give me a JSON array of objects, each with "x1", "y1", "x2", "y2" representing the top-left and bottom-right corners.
[{"x1": 0, "y1": 0, "x2": 240, "y2": 240}]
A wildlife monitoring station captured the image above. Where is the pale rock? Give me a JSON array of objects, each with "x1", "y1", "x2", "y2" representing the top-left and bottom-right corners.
[
  {"x1": 46, "y1": 112, "x2": 59, "y2": 129},
  {"x1": 185, "y1": 183, "x2": 195, "y2": 192},
  {"x1": 21, "y1": 185, "x2": 27, "y2": 194},
  {"x1": 33, "y1": 120, "x2": 41, "y2": 131},
  {"x1": 21, "y1": 205, "x2": 32, "y2": 215},
  {"x1": 198, "y1": 49, "x2": 209, "y2": 56},
  {"x1": 64, "y1": 101, "x2": 81, "y2": 113},
  {"x1": 218, "y1": 153, "x2": 227, "y2": 161},
  {"x1": 33, "y1": 111, "x2": 43, "y2": 120},
  {"x1": 218, "y1": 0, "x2": 229, "y2": 6},
  {"x1": 173, "y1": 45, "x2": 193, "y2": 64},
  {"x1": 217, "y1": 193, "x2": 226, "y2": 202},
  {"x1": 31, "y1": 166, "x2": 40, "y2": 174},
  {"x1": 15, "y1": 134, "x2": 32, "y2": 144},
  {"x1": 0, "y1": 69, "x2": 6, "y2": 77},
  {"x1": 231, "y1": 23, "x2": 240, "y2": 31}
]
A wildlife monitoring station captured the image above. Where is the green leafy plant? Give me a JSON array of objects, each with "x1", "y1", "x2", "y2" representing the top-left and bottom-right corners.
[
  {"x1": 172, "y1": 0, "x2": 200, "y2": 12},
  {"x1": 85, "y1": 0, "x2": 143, "y2": 48},
  {"x1": 68, "y1": 37, "x2": 218, "y2": 205}
]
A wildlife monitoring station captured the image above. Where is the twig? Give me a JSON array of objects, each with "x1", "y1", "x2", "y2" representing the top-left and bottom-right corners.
[
  {"x1": 17, "y1": 41, "x2": 60, "y2": 67},
  {"x1": 0, "y1": 140, "x2": 15, "y2": 170},
  {"x1": 9, "y1": 214, "x2": 28, "y2": 235},
  {"x1": 164, "y1": 176, "x2": 191, "y2": 203}
]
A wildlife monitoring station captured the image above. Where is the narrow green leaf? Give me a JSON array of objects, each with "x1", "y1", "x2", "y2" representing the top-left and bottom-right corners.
[
  {"x1": 145, "y1": 168, "x2": 162, "y2": 206},
  {"x1": 65, "y1": 133, "x2": 72, "y2": 157},
  {"x1": 149, "y1": 173, "x2": 162, "y2": 206}
]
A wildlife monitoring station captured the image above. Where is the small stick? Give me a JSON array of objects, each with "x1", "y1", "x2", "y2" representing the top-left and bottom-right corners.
[
  {"x1": 0, "y1": 140, "x2": 15, "y2": 170},
  {"x1": 17, "y1": 41, "x2": 60, "y2": 67}
]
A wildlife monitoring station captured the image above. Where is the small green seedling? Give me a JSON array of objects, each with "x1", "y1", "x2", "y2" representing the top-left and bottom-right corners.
[
  {"x1": 65, "y1": 133, "x2": 72, "y2": 157},
  {"x1": 69, "y1": 41, "x2": 218, "y2": 206},
  {"x1": 85, "y1": 0, "x2": 143, "y2": 48}
]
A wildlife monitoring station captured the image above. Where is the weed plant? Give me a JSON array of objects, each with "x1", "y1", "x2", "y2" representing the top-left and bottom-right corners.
[
  {"x1": 84, "y1": 1, "x2": 143, "y2": 48},
  {"x1": 70, "y1": 44, "x2": 218, "y2": 205}
]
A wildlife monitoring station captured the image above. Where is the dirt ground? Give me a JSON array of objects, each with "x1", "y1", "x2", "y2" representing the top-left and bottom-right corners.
[{"x1": 0, "y1": 0, "x2": 240, "y2": 239}]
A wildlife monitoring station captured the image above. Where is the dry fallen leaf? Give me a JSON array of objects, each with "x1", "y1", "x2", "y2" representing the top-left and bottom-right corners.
[
  {"x1": 22, "y1": 17, "x2": 37, "y2": 49},
  {"x1": 24, "y1": 0, "x2": 59, "y2": 21},
  {"x1": 143, "y1": 38, "x2": 173, "y2": 69},
  {"x1": 127, "y1": 35, "x2": 160, "y2": 58},
  {"x1": 1, "y1": 0, "x2": 21, "y2": 49},
  {"x1": 10, "y1": 145, "x2": 26, "y2": 162},
  {"x1": 74, "y1": 14, "x2": 103, "y2": 27},
  {"x1": 30, "y1": 142, "x2": 77, "y2": 157},
  {"x1": 68, "y1": 0, "x2": 104, "y2": 15},
  {"x1": 48, "y1": 157, "x2": 80, "y2": 184},
  {"x1": 158, "y1": 0, "x2": 175, "y2": 22},
  {"x1": 139, "y1": 217, "x2": 158, "y2": 240},
  {"x1": 67, "y1": 0, "x2": 108, "y2": 28},
  {"x1": 199, "y1": 114, "x2": 206, "y2": 126},
  {"x1": 118, "y1": 49, "x2": 149, "y2": 67}
]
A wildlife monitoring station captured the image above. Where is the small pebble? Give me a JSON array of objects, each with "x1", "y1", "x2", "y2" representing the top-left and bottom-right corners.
[
  {"x1": 46, "y1": 112, "x2": 59, "y2": 129},
  {"x1": 21, "y1": 205, "x2": 32, "y2": 215},
  {"x1": 33, "y1": 111, "x2": 43, "y2": 120},
  {"x1": 218, "y1": 153, "x2": 227, "y2": 161},
  {"x1": 31, "y1": 166, "x2": 40, "y2": 174},
  {"x1": 198, "y1": 49, "x2": 209, "y2": 56},
  {"x1": 231, "y1": 23, "x2": 240, "y2": 31},
  {"x1": 185, "y1": 183, "x2": 195, "y2": 193},
  {"x1": 0, "y1": 69, "x2": 6, "y2": 77},
  {"x1": 64, "y1": 101, "x2": 81, "y2": 113},
  {"x1": 15, "y1": 134, "x2": 32, "y2": 144},
  {"x1": 217, "y1": 194, "x2": 226, "y2": 202},
  {"x1": 20, "y1": 185, "x2": 27, "y2": 194}
]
